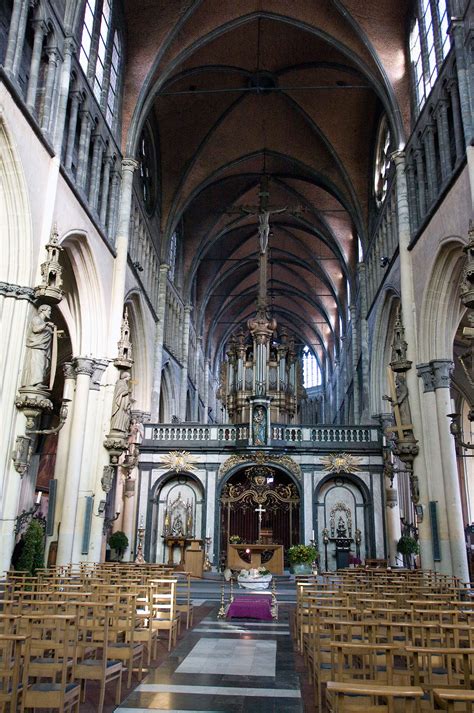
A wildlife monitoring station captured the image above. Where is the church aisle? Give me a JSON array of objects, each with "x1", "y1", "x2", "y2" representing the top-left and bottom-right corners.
[{"x1": 116, "y1": 606, "x2": 303, "y2": 712}]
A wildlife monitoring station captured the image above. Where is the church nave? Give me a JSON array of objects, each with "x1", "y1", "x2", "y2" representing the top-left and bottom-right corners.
[{"x1": 116, "y1": 608, "x2": 303, "y2": 713}]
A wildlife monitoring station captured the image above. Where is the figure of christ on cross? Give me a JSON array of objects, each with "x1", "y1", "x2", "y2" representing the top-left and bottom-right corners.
[{"x1": 255, "y1": 504, "x2": 266, "y2": 542}]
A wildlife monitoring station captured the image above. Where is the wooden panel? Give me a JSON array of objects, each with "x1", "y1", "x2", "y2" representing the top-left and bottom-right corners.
[{"x1": 227, "y1": 544, "x2": 284, "y2": 574}]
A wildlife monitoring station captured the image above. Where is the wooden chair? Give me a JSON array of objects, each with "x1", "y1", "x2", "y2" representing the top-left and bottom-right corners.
[
  {"x1": 108, "y1": 594, "x2": 144, "y2": 688},
  {"x1": 406, "y1": 646, "x2": 474, "y2": 711},
  {"x1": 175, "y1": 573, "x2": 194, "y2": 631},
  {"x1": 326, "y1": 681, "x2": 424, "y2": 713},
  {"x1": 149, "y1": 579, "x2": 179, "y2": 653},
  {"x1": 434, "y1": 688, "x2": 474, "y2": 713},
  {"x1": 0, "y1": 633, "x2": 27, "y2": 712},
  {"x1": 73, "y1": 603, "x2": 123, "y2": 713},
  {"x1": 20, "y1": 614, "x2": 80, "y2": 713}
]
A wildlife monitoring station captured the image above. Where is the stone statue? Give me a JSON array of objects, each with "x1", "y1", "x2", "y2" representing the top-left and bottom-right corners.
[
  {"x1": 21, "y1": 304, "x2": 55, "y2": 388},
  {"x1": 253, "y1": 405, "x2": 267, "y2": 445},
  {"x1": 394, "y1": 373, "x2": 411, "y2": 426},
  {"x1": 110, "y1": 371, "x2": 131, "y2": 433},
  {"x1": 171, "y1": 513, "x2": 184, "y2": 536}
]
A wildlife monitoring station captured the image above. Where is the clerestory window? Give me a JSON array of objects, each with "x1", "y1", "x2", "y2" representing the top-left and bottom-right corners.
[
  {"x1": 409, "y1": 0, "x2": 452, "y2": 113},
  {"x1": 78, "y1": 0, "x2": 123, "y2": 130},
  {"x1": 303, "y1": 346, "x2": 321, "y2": 388}
]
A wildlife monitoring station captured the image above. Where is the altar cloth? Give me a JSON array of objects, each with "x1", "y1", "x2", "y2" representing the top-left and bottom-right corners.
[{"x1": 226, "y1": 594, "x2": 273, "y2": 620}]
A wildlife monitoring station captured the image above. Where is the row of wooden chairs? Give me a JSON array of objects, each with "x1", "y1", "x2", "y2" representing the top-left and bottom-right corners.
[
  {"x1": 0, "y1": 567, "x2": 195, "y2": 712},
  {"x1": 294, "y1": 570, "x2": 474, "y2": 712}
]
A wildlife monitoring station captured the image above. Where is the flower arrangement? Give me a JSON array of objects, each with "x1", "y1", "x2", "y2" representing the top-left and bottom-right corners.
[
  {"x1": 229, "y1": 535, "x2": 242, "y2": 544},
  {"x1": 287, "y1": 544, "x2": 319, "y2": 565}
]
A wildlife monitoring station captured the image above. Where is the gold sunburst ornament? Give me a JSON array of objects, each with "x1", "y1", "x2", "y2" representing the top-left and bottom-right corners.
[
  {"x1": 158, "y1": 451, "x2": 197, "y2": 473},
  {"x1": 321, "y1": 453, "x2": 362, "y2": 474}
]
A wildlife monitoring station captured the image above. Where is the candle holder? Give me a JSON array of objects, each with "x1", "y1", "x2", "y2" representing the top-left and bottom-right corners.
[
  {"x1": 203, "y1": 535, "x2": 212, "y2": 571},
  {"x1": 230, "y1": 575, "x2": 234, "y2": 603},
  {"x1": 271, "y1": 577, "x2": 278, "y2": 619},
  {"x1": 217, "y1": 579, "x2": 226, "y2": 618},
  {"x1": 135, "y1": 525, "x2": 146, "y2": 564}
]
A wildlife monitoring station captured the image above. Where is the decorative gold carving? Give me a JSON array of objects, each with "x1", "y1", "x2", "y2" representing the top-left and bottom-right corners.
[
  {"x1": 158, "y1": 450, "x2": 197, "y2": 473},
  {"x1": 218, "y1": 452, "x2": 301, "y2": 481},
  {"x1": 320, "y1": 453, "x2": 362, "y2": 474},
  {"x1": 221, "y1": 468, "x2": 299, "y2": 512}
]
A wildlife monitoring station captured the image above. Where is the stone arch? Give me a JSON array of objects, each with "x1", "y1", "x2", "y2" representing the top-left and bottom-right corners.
[
  {"x1": 124, "y1": 290, "x2": 151, "y2": 411},
  {"x1": 60, "y1": 231, "x2": 107, "y2": 356},
  {"x1": 369, "y1": 288, "x2": 401, "y2": 415},
  {"x1": 419, "y1": 237, "x2": 466, "y2": 363},
  {"x1": 159, "y1": 362, "x2": 177, "y2": 422},
  {"x1": 148, "y1": 470, "x2": 205, "y2": 563}
]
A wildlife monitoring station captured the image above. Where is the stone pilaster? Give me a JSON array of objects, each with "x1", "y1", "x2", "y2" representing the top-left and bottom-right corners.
[
  {"x1": 179, "y1": 304, "x2": 192, "y2": 421},
  {"x1": 392, "y1": 150, "x2": 434, "y2": 569},
  {"x1": 41, "y1": 46, "x2": 60, "y2": 134},
  {"x1": 150, "y1": 264, "x2": 170, "y2": 420},
  {"x1": 56, "y1": 357, "x2": 94, "y2": 565},
  {"x1": 64, "y1": 91, "x2": 81, "y2": 170},
  {"x1": 26, "y1": 19, "x2": 47, "y2": 112},
  {"x1": 53, "y1": 36, "x2": 77, "y2": 154}
]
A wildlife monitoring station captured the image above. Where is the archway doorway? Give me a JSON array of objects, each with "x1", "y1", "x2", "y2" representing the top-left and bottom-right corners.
[{"x1": 219, "y1": 464, "x2": 300, "y2": 565}]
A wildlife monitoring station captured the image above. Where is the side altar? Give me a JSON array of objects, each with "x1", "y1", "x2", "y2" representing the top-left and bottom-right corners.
[{"x1": 227, "y1": 543, "x2": 284, "y2": 574}]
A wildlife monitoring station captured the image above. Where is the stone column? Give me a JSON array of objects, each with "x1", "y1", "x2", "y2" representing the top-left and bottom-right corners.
[
  {"x1": 10, "y1": 0, "x2": 29, "y2": 78},
  {"x1": 88, "y1": 134, "x2": 105, "y2": 208},
  {"x1": 447, "y1": 78, "x2": 465, "y2": 164},
  {"x1": 417, "y1": 362, "x2": 451, "y2": 573},
  {"x1": 106, "y1": 168, "x2": 120, "y2": 239},
  {"x1": 450, "y1": 19, "x2": 472, "y2": 147},
  {"x1": 26, "y1": 19, "x2": 47, "y2": 112},
  {"x1": 99, "y1": 155, "x2": 113, "y2": 225},
  {"x1": 432, "y1": 360, "x2": 470, "y2": 582},
  {"x1": 56, "y1": 357, "x2": 95, "y2": 565},
  {"x1": 392, "y1": 150, "x2": 434, "y2": 568},
  {"x1": 193, "y1": 336, "x2": 202, "y2": 421},
  {"x1": 76, "y1": 111, "x2": 93, "y2": 190},
  {"x1": 150, "y1": 264, "x2": 169, "y2": 420},
  {"x1": 405, "y1": 159, "x2": 419, "y2": 232},
  {"x1": 423, "y1": 125, "x2": 438, "y2": 206},
  {"x1": 4, "y1": 0, "x2": 27, "y2": 74},
  {"x1": 40, "y1": 47, "x2": 60, "y2": 134},
  {"x1": 64, "y1": 91, "x2": 81, "y2": 170},
  {"x1": 385, "y1": 472, "x2": 402, "y2": 566},
  {"x1": 179, "y1": 305, "x2": 192, "y2": 421},
  {"x1": 46, "y1": 362, "x2": 76, "y2": 551},
  {"x1": 413, "y1": 149, "x2": 426, "y2": 220},
  {"x1": 107, "y1": 159, "x2": 139, "y2": 354},
  {"x1": 349, "y1": 305, "x2": 360, "y2": 423},
  {"x1": 203, "y1": 357, "x2": 210, "y2": 424},
  {"x1": 436, "y1": 99, "x2": 452, "y2": 181},
  {"x1": 53, "y1": 36, "x2": 77, "y2": 154},
  {"x1": 357, "y1": 263, "x2": 370, "y2": 418}
]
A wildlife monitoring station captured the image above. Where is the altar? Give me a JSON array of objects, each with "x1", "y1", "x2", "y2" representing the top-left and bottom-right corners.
[{"x1": 227, "y1": 543, "x2": 284, "y2": 574}]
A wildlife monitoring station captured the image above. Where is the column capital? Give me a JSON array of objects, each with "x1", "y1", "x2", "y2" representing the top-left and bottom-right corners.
[
  {"x1": 416, "y1": 362, "x2": 435, "y2": 392},
  {"x1": 73, "y1": 356, "x2": 95, "y2": 376},
  {"x1": 184, "y1": 303, "x2": 193, "y2": 314},
  {"x1": 159, "y1": 263, "x2": 170, "y2": 274},
  {"x1": 431, "y1": 359, "x2": 454, "y2": 389},
  {"x1": 121, "y1": 157, "x2": 139, "y2": 173},
  {"x1": 31, "y1": 18, "x2": 47, "y2": 35},
  {"x1": 45, "y1": 45, "x2": 61, "y2": 64},
  {"x1": 63, "y1": 34, "x2": 78, "y2": 57},
  {"x1": 63, "y1": 361, "x2": 76, "y2": 381},
  {"x1": 390, "y1": 149, "x2": 406, "y2": 166},
  {"x1": 131, "y1": 409, "x2": 151, "y2": 424},
  {"x1": 90, "y1": 358, "x2": 109, "y2": 390}
]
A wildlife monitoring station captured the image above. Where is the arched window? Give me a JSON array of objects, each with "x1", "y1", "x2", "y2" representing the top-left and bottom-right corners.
[
  {"x1": 409, "y1": 0, "x2": 451, "y2": 112},
  {"x1": 78, "y1": 0, "x2": 122, "y2": 130},
  {"x1": 168, "y1": 230, "x2": 178, "y2": 283},
  {"x1": 374, "y1": 115, "x2": 392, "y2": 207},
  {"x1": 303, "y1": 346, "x2": 321, "y2": 388}
]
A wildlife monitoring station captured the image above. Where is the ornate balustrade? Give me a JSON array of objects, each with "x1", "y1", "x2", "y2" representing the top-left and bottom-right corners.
[{"x1": 142, "y1": 423, "x2": 379, "y2": 448}]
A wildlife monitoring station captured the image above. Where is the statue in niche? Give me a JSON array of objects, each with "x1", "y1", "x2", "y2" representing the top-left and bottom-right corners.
[
  {"x1": 110, "y1": 372, "x2": 132, "y2": 432},
  {"x1": 21, "y1": 304, "x2": 55, "y2": 388},
  {"x1": 336, "y1": 516, "x2": 347, "y2": 538},
  {"x1": 253, "y1": 405, "x2": 267, "y2": 445},
  {"x1": 171, "y1": 513, "x2": 185, "y2": 536}
]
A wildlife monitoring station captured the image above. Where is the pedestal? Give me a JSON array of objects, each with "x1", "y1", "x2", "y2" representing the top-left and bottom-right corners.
[{"x1": 184, "y1": 539, "x2": 204, "y2": 577}]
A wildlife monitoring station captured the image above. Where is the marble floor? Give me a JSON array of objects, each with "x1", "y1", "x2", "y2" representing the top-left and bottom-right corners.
[{"x1": 116, "y1": 603, "x2": 303, "y2": 712}]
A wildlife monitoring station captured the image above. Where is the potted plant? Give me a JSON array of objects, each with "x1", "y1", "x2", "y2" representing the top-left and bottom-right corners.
[
  {"x1": 396, "y1": 535, "x2": 419, "y2": 568},
  {"x1": 287, "y1": 544, "x2": 319, "y2": 574},
  {"x1": 229, "y1": 535, "x2": 242, "y2": 544},
  {"x1": 16, "y1": 519, "x2": 45, "y2": 575},
  {"x1": 108, "y1": 530, "x2": 129, "y2": 561}
]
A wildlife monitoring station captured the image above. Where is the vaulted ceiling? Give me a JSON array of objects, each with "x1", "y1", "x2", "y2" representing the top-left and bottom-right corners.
[{"x1": 122, "y1": 0, "x2": 411, "y2": 375}]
